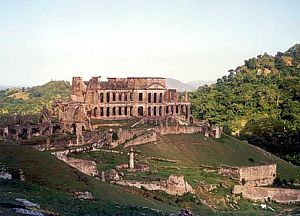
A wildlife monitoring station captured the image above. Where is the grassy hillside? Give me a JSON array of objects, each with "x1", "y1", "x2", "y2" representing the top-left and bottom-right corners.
[
  {"x1": 0, "y1": 81, "x2": 71, "y2": 115},
  {"x1": 190, "y1": 44, "x2": 300, "y2": 165},
  {"x1": 69, "y1": 133, "x2": 299, "y2": 215},
  {"x1": 136, "y1": 134, "x2": 300, "y2": 180},
  {"x1": 0, "y1": 142, "x2": 178, "y2": 215},
  {"x1": 1, "y1": 134, "x2": 297, "y2": 215}
]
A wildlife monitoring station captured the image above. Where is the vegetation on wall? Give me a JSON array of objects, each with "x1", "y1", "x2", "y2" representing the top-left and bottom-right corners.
[{"x1": 190, "y1": 44, "x2": 300, "y2": 165}]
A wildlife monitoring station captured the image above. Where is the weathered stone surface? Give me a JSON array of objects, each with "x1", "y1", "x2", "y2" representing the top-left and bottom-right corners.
[
  {"x1": 75, "y1": 191, "x2": 94, "y2": 200},
  {"x1": 165, "y1": 175, "x2": 194, "y2": 195},
  {"x1": 56, "y1": 156, "x2": 98, "y2": 176},
  {"x1": 105, "y1": 169, "x2": 120, "y2": 181},
  {"x1": 157, "y1": 126, "x2": 202, "y2": 135},
  {"x1": 116, "y1": 175, "x2": 194, "y2": 196},
  {"x1": 70, "y1": 77, "x2": 87, "y2": 102},
  {"x1": 169, "y1": 208, "x2": 195, "y2": 216},
  {"x1": 233, "y1": 185, "x2": 300, "y2": 204},
  {"x1": 219, "y1": 164, "x2": 276, "y2": 186},
  {"x1": 15, "y1": 198, "x2": 40, "y2": 208},
  {"x1": 14, "y1": 208, "x2": 45, "y2": 216},
  {"x1": 0, "y1": 166, "x2": 26, "y2": 181},
  {"x1": 0, "y1": 170, "x2": 12, "y2": 180},
  {"x1": 124, "y1": 130, "x2": 157, "y2": 148},
  {"x1": 55, "y1": 76, "x2": 192, "y2": 124}
]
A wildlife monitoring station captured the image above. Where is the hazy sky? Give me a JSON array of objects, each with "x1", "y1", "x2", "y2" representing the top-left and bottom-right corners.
[{"x1": 0, "y1": 0, "x2": 300, "y2": 86}]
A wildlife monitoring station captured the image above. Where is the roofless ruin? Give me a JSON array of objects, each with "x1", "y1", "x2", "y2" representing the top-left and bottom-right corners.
[{"x1": 52, "y1": 76, "x2": 192, "y2": 133}]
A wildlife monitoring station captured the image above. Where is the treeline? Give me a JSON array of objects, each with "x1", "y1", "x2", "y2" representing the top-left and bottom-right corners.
[
  {"x1": 0, "y1": 81, "x2": 71, "y2": 115},
  {"x1": 190, "y1": 44, "x2": 300, "y2": 165}
]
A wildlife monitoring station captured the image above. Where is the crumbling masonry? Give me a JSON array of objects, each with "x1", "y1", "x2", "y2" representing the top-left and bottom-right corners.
[{"x1": 53, "y1": 77, "x2": 192, "y2": 131}]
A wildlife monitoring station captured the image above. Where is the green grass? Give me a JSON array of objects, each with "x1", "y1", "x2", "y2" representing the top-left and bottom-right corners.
[
  {"x1": 71, "y1": 150, "x2": 129, "y2": 171},
  {"x1": 136, "y1": 133, "x2": 300, "y2": 180},
  {"x1": 1, "y1": 133, "x2": 298, "y2": 215},
  {"x1": 0, "y1": 142, "x2": 179, "y2": 215}
]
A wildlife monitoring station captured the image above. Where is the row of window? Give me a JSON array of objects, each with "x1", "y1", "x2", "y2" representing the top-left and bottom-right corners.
[
  {"x1": 94, "y1": 106, "x2": 134, "y2": 117},
  {"x1": 144, "y1": 93, "x2": 163, "y2": 103},
  {"x1": 99, "y1": 92, "x2": 133, "y2": 103},
  {"x1": 92, "y1": 104, "x2": 190, "y2": 117},
  {"x1": 98, "y1": 92, "x2": 164, "y2": 103}
]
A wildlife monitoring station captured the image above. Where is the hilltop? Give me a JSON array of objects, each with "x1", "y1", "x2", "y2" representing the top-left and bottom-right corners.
[
  {"x1": 0, "y1": 81, "x2": 70, "y2": 115},
  {"x1": 191, "y1": 44, "x2": 300, "y2": 165}
]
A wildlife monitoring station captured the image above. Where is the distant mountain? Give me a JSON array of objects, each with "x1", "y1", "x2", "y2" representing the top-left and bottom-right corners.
[
  {"x1": 0, "y1": 85, "x2": 12, "y2": 90},
  {"x1": 166, "y1": 78, "x2": 215, "y2": 91},
  {"x1": 187, "y1": 80, "x2": 215, "y2": 89},
  {"x1": 166, "y1": 78, "x2": 194, "y2": 92}
]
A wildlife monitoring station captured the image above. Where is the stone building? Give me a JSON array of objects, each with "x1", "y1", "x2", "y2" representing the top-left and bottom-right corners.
[
  {"x1": 53, "y1": 76, "x2": 192, "y2": 130},
  {"x1": 219, "y1": 164, "x2": 276, "y2": 187}
]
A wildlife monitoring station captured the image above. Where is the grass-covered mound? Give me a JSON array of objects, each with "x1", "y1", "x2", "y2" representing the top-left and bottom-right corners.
[
  {"x1": 0, "y1": 142, "x2": 178, "y2": 215},
  {"x1": 136, "y1": 133, "x2": 300, "y2": 180}
]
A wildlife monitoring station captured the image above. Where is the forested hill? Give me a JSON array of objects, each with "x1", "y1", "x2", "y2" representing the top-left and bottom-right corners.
[
  {"x1": 190, "y1": 44, "x2": 300, "y2": 164},
  {"x1": 0, "y1": 81, "x2": 71, "y2": 115}
]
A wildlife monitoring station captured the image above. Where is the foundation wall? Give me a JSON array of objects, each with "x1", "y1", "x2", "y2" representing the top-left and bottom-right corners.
[{"x1": 233, "y1": 185, "x2": 300, "y2": 204}]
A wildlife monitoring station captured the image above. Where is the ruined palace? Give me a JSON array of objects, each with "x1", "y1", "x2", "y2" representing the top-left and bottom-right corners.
[
  {"x1": 1, "y1": 76, "x2": 224, "y2": 143},
  {"x1": 53, "y1": 76, "x2": 192, "y2": 132}
]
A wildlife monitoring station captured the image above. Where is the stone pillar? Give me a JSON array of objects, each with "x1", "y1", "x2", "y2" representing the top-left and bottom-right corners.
[
  {"x1": 127, "y1": 92, "x2": 130, "y2": 102},
  {"x1": 49, "y1": 126, "x2": 53, "y2": 135},
  {"x1": 215, "y1": 126, "x2": 221, "y2": 139},
  {"x1": 101, "y1": 171, "x2": 105, "y2": 182},
  {"x1": 186, "y1": 105, "x2": 190, "y2": 120},
  {"x1": 27, "y1": 127, "x2": 32, "y2": 139},
  {"x1": 174, "y1": 91, "x2": 178, "y2": 103},
  {"x1": 148, "y1": 106, "x2": 152, "y2": 117},
  {"x1": 172, "y1": 105, "x2": 175, "y2": 116},
  {"x1": 75, "y1": 123, "x2": 84, "y2": 145},
  {"x1": 93, "y1": 90, "x2": 98, "y2": 104},
  {"x1": 3, "y1": 126, "x2": 9, "y2": 139},
  {"x1": 129, "y1": 147, "x2": 134, "y2": 169},
  {"x1": 184, "y1": 91, "x2": 189, "y2": 102},
  {"x1": 120, "y1": 92, "x2": 123, "y2": 101},
  {"x1": 103, "y1": 91, "x2": 107, "y2": 104},
  {"x1": 15, "y1": 128, "x2": 21, "y2": 140},
  {"x1": 204, "y1": 127, "x2": 210, "y2": 138},
  {"x1": 132, "y1": 91, "x2": 137, "y2": 103}
]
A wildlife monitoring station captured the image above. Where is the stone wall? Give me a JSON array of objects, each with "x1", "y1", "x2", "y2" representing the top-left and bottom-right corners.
[
  {"x1": 124, "y1": 130, "x2": 157, "y2": 148},
  {"x1": 219, "y1": 166, "x2": 240, "y2": 180},
  {"x1": 239, "y1": 164, "x2": 276, "y2": 186},
  {"x1": 219, "y1": 164, "x2": 276, "y2": 186},
  {"x1": 157, "y1": 126, "x2": 202, "y2": 135},
  {"x1": 233, "y1": 185, "x2": 300, "y2": 204},
  {"x1": 116, "y1": 175, "x2": 194, "y2": 196},
  {"x1": 56, "y1": 156, "x2": 98, "y2": 176},
  {"x1": 109, "y1": 129, "x2": 144, "y2": 148}
]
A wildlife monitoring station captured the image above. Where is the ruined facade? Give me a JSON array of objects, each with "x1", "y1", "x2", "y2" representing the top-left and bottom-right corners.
[
  {"x1": 221, "y1": 164, "x2": 300, "y2": 204},
  {"x1": 0, "y1": 109, "x2": 63, "y2": 141},
  {"x1": 53, "y1": 77, "x2": 191, "y2": 129},
  {"x1": 219, "y1": 164, "x2": 276, "y2": 187}
]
